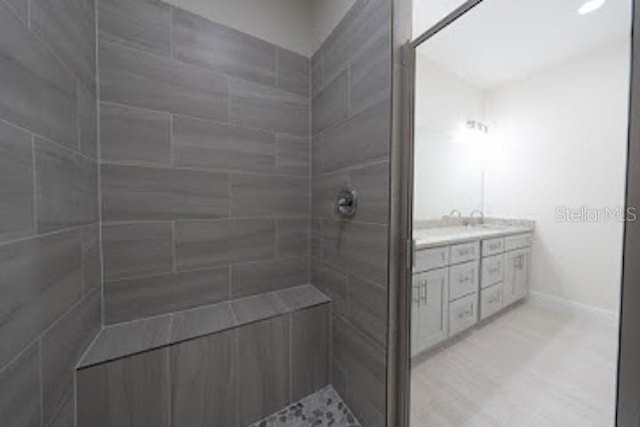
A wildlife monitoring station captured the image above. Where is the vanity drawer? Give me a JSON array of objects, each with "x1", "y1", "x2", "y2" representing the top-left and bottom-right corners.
[
  {"x1": 481, "y1": 254, "x2": 504, "y2": 288},
  {"x1": 482, "y1": 238, "x2": 504, "y2": 256},
  {"x1": 504, "y1": 233, "x2": 532, "y2": 251},
  {"x1": 449, "y1": 261, "x2": 479, "y2": 301},
  {"x1": 414, "y1": 246, "x2": 449, "y2": 272},
  {"x1": 449, "y1": 293, "x2": 478, "y2": 336},
  {"x1": 449, "y1": 241, "x2": 480, "y2": 265},
  {"x1": 480, "y1": 283, "x2": 503, "y2": 320}
]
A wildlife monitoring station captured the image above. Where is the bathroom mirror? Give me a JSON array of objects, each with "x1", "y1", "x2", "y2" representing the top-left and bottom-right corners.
[{"x1": 413, "y1": 49, "x2": 487, "y2": 221}]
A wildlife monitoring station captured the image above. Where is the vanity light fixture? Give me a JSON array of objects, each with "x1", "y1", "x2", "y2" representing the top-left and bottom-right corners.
[{"x1": 578, "y1": 0, "x2": 607, "y2": 15}]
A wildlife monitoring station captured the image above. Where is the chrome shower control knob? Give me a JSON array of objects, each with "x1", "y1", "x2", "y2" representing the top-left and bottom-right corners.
[{"x1": 336, "y1": 188, "x2": 358, "y2": 218}]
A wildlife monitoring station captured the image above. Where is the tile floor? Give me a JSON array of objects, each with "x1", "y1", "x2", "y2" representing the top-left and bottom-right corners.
[{"x1": 411, "y1": 301, "x2": 618, "y2": 427}]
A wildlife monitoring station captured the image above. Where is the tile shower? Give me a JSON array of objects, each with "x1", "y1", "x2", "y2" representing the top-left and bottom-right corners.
[{"x1": 0, "y1": 0, "x2": 392, "y2": 426}]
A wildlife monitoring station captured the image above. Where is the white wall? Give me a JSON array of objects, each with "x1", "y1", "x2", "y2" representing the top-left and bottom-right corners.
[
  {"x1": 413, "y1": 54, "x2": 485, "y2": 220},
  {"x1": 167, "y1": 0, "x2": 355, "y2": 57},
  {"x1": 484, "y1": 41, "x2": 630, "y2": 313},
  {"x1": 311, "y1": 0, "x2": 356, "y2": 53}
]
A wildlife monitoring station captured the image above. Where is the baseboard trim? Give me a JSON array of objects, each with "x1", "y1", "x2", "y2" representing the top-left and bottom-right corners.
[{"x1": 527, "y1": 291, "x2": 619, "y2": 325}]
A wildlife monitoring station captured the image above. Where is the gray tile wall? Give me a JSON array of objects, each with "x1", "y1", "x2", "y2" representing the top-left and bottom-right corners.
[
  {"x1": 310, "y1": 0, "x2": 392, "y2": 425},
  {"x1": 77, "y1": 304, "x2": 330, "y2": 427},
  {"x1": 0, "y1": 0, "x2": 101, "y2": 426},
  {"x1": 98, "y1": 0, "x2": 312, "y2": 324}
]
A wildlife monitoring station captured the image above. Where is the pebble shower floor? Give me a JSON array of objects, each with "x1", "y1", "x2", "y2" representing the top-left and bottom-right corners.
[{"x1": 251, "y1": 385, "x2": 361, "y2": 427}]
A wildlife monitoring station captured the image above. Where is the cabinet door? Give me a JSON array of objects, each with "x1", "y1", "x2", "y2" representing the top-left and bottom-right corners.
[
  {"x1": 449, "y1": 292, "x2": 478, "y2": 336},
  {"x1": 504, "y1": 248, "x2": 531, "y2": 307},
  {"x1": 411, "y1": 278, "x2": 421, "y2": 357},
  {"x1": 413, "y1": 268, "x2": 449, "y2": 354}
]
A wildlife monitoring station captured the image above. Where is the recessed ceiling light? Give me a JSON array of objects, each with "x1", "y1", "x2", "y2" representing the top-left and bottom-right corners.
[{"x1": 578, "y1": 0, "x2": 607, "y2": 15}]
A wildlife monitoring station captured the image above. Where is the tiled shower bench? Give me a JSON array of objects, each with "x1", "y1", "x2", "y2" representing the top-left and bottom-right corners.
[{"x1": 74, "y1": 284, "x2": 359, "y2": 427}]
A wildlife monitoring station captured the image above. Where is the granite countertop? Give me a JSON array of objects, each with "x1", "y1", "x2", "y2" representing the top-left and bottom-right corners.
[{"x1": 413, "y1": 220, "x2": 534, "y2": 250}]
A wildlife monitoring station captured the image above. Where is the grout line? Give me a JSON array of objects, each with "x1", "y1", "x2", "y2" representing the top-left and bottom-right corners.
[
  {"x1": 169, "y1": 5, "x2": 174, "y2": 60},
  {"x1": 95, "y1": 0, "x2": 105, "y2": 336},
  {"x1": 171, "y1": 220, "x2": 177, "y2": 273},
  {"x1": 0, "y1": 222, "x2": 89, "y2": 248},
  {"x1": 76, "y1": 80, "x2": 82, "y2": 152},
  {"x1": 165, "y1": 345, "x2": 172, "y2": 427},
  {"x1": 31, "y1": 134, "x2": 38, "y2": 234},
  {"x1": 98, "y1": 99, "x2": 305, "y2": 140},
  {"x1": 228, "y1": 263, "x2": 233, "y2": 300},
  {"x1": 288, "y1": 311, "x2": 293, "y2": 403},
  {"x1": 38, "y1": 341, "x2": 43, "y2": 427},
  {"x1": 275, "y1": 46, "x2": 280, "y2": 89},
  {"x1": 169, "y1": 114, "x2": 174, "y2": 167},
  {"x1": 100, "y1": 158, "x2": 310, "y2": 178}
]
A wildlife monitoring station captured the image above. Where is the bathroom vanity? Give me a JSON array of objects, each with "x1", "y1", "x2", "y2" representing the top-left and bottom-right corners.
[{"x1": 411, "y1": 222, "x2": 534, "y2": 357}]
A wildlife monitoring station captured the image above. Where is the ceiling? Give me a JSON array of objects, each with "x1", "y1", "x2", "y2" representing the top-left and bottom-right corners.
[{"x1": 416, "y1": 0, "x2": 632, "y2": 89}]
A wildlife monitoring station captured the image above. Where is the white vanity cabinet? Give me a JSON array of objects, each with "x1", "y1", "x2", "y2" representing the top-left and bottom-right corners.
[
  {"x1": 411, "y1": 268, "x2": 449, "y2": 356},
  {"x1": 503, "y1": 246, "x2": 531, "y2": 306},
  {"x1": 412, "y1": 231, "x2": 532, "y2": 357}
]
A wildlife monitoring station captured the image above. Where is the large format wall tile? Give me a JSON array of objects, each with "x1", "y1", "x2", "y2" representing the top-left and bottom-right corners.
[
  {"x1": 77, "y1": 348, "x2": 170, "y2": 427},
  {"x1": 0, "y1": 119, "x2": 34, "y2": 243},
  {"x1": 291, "y1": 305, "x2": 329, "y2": 401},
  {"x1": 1, "y1": 0, "x2": 100, "y2": 424},
  {"x1": 316, "y1": 98, "x2": 390, "y2": 173},
  {"x1": 276, "y1": 135, "x2": 310, "y2": 177},
  {"x1": 311, "y1": 260, "x2": 348, "y2": 317},
  {"x1": 78, "y1": 81, "x2": 98, "y2": 158},
  {"x1": 350, "y1": 161, "x2": 390, "y2": 224},
  {"x1": 105, "y1": 267, "x2": 229, "y2": 324},
  {"x1": 99, "y1": 41, "x2": 229, "y2": 122},
  {"x1": 333, "y1": 316, "x2": 386, "y2": 427},
  {"x1": 0, "y1": 343, "x2": 40, "y2": 427},
  {"x1": 277, "y1": 218, "x2": 310, "y2": 259},
  {"x1": 0, "y1": 1, "x2": 77, "y2": 148},
  {"x1": 4, "y1": 0, "x2": 27, "y2": 21},
  {"x1": 230, "y1": 174, "x2": 310, "y2": 218},
  {"x1": 99, "y1": 0, "x2": 172, "y2": 57},
  {"x1": 312, "y1": 69, "x2": 349, "y2": 135},
  {"x1": 277, "y1": 47, "x2": 310, "y2": 96},
  {"x1": 31, "y1": 0, "x2": 96, "y2": 93},
  {"x1": 35, "y1": 137, "x2": 98, "y2": 233},
  {"x1": 49, "y1": 393, "x2": 74, "y2": 427},
  {"x1": 238, "y1": 315, "x2": 290, "y2": 426},
  {"x1": 173, "y1": 7, "x2": 276, "y2": 86},
  {"x1": 170, "y1": 330, "x2": 237, "y2": 426},
  {"x1": 310, "y1": 1, "x2": 391, "y2": 424},
  {"x1": 41, "y1": 289, "x2": 101, "y2": 425},
  {"x1": 0, "y1": 230, "x2": 82, "y2": 368},
  {"x1": 175, "y1": 218, "x2": 276, "y2": 271},
  {"x1": 322, "y1": 220, "x2": 388, "y2": 286},
  {"x1": 101, "y1": 164, "x2": 229, "y2": 221},
  {"x1": 320, "y1": 0, "x2": 390, "y2": 86},
  {"x1": 350, "y1": 27, "x2": 391, "y2": 116},
  {"x1": 100, "y1": 102, "x2": 171, "y2": 165},
  {"x1": 231, "y1": 257, "x2": 309, "y2": 298},
  {"x1": 230, "y1": 78, "x2": 309, "y2": 137},
  {"x1": 173, "y1": 115, "x2": 276, "y2": 174},
  {"x1": 82, "y1": 224, "x2": 101, "y2": 294},
  {"x1": 102, "y1": 222, "x2": 173, "y2": 281},
  {"x1": 348, "y1": 274, "x2": 387, "y2": 347}
]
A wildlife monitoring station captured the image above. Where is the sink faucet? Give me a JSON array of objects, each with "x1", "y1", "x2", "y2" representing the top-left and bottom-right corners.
[
  {"x1": 470, "y1": 210, "x2": 484, "y2": 223},
  {"x1": 449, "y1": 209, "x2": 462, "y2": 218}
]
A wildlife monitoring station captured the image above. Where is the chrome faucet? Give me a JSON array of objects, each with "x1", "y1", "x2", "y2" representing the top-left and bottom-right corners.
[
  {"x1": 470, "y1": 210, "x2": 484, "y2": 219},
  {"x1": 448, "y1": 209, "x2": 462, "y2": 218}
]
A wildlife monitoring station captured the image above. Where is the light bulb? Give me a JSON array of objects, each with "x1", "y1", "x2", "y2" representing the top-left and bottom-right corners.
[{"x1": 578, "y1": 0, "x2": 607, "y2": 15}]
